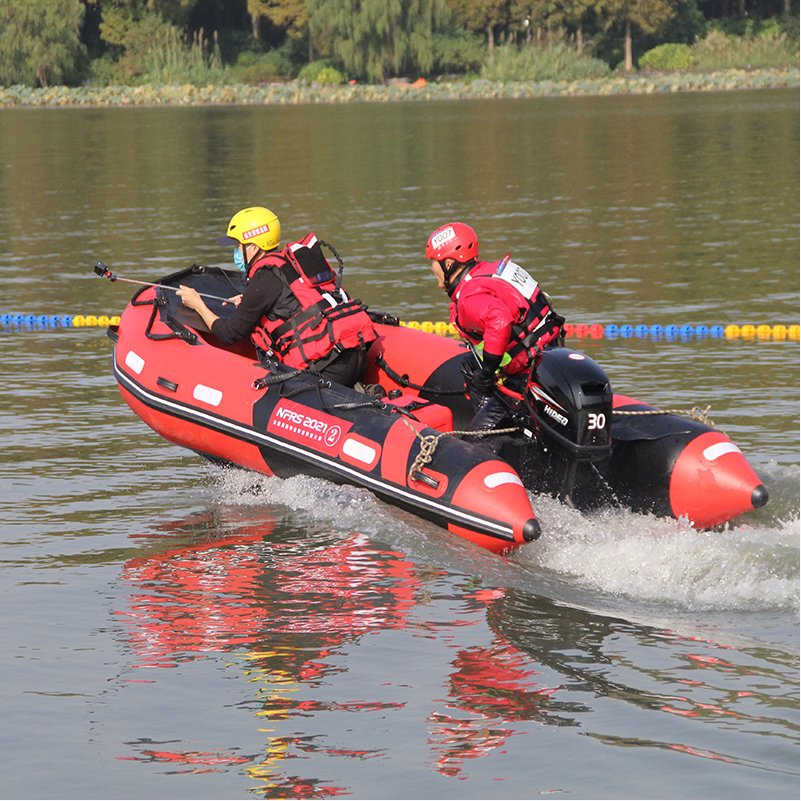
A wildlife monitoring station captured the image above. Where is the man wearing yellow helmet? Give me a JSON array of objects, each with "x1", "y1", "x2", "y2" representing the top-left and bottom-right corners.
[{"x1": 178, "y1": 207, "x2": 376, "y2": 385}]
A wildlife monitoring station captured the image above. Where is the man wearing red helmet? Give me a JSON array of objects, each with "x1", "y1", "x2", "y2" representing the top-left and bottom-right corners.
[{"x1": 426, "y1": 222, "x2": 564, "y2": 431}]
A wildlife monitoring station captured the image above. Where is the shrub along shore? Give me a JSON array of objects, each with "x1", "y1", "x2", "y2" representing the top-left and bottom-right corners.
[{"x1": 0, "y1": 68, "x2": 797, "y2": 108}]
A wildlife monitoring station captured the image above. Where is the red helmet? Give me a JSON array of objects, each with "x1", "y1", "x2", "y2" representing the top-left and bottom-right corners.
[{"x1": 426, "y1": 222, "x2": 479, "y2": 263}]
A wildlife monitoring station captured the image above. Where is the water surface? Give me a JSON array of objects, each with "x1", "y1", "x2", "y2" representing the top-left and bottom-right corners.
[{"x1": 0, "y1": 89, "x2": 798, "y2": 799}]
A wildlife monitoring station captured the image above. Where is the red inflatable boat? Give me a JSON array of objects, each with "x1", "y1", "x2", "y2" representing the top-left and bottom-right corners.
[{"x1": 105, "y1": 265, "x2": 768, "y2": 554}]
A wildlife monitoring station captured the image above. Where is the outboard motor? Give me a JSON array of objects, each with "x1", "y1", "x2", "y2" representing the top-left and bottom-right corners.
[{"x1": 523, "y1": 348, "x2": 613, "y2": 507}]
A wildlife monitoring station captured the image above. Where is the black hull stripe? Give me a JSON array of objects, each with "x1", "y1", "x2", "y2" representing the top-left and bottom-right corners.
[{"x1": 113, "y1": 356, "x2": 516, "y2": 542}]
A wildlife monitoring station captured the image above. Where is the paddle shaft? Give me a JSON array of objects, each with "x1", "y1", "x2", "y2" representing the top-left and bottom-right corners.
[{"x1": 94, "y1": 263, "x2": 233, "y2": 303}]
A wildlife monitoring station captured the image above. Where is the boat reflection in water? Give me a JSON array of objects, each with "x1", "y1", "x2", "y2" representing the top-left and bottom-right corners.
[
  {"x1": 427, "y1": 598, "x2": 563, "y2": 778},
  {"x1": 113, "y1": 510, "x2": 570, "y2": 792},
  {"x1": 114, "y1": 508, "x2": 781, "y2": 795}
]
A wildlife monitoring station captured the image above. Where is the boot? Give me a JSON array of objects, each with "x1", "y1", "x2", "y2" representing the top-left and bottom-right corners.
[{"x1": 463, "y1": 394, "x2": 508, "y2": 441}]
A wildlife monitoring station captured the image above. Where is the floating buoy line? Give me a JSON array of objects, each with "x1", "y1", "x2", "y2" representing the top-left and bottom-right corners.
[
  {"x1": 0, "y1": 313, "x2": 121, "y2": 328},
  {"x1": 401, "y1": 321, "x2": 800, "y2": 341},
  {"x1": 0, "y1": 313, "x2": 798, "y2": 341}
]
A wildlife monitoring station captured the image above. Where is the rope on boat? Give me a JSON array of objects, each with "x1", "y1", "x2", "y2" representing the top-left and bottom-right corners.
[
  {"x1": 406, "y1": 404, "x2": 722, "y2": 483},
  {"x1": 332, "y1": 399, "x2": 385, "y2": 410},
  {"x1": 400, "y1": 417, "x2": 519, "y2": 485},
  {"x1": 613, "y1": 404, "x2": 721, "y2": 429},
  {"x1": 374, "y1": 353, "x2": 466, "y2": 396},
  {"x1": 252, "y1": 367, "x2": 307, "y2": 389}
]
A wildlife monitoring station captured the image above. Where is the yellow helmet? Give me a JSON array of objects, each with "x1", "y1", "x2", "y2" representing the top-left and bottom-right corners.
[{"x1": 220, "y1": 206, "x2": 281, "y2": 251}]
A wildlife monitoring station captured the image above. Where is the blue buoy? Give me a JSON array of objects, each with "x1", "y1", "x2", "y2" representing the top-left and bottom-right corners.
[
  {"x1": 710, "y1": 325, "x2": 724, "y2": 337},
  {"x1": 649, "y1": 324, "x2": 664, "y2": 337},
  {"x1": 680, "y1": 325, "x2": 694, "y2": 337},
  {"x1": 665, "y1": 324, "x2": 680, "y2": 338},
  {"x1": 634, "y1": 325, "x2": 649, "y2": 337},
  {"x1": 695, "y1": 324, "x2": 709, "y2": 337},
  {"x1": 605, "y1": 324, "x2": 619, "y2": 336},
  {"x1": 0, "y1": 314, "x2": 11, "y2": 325},
  {"x1": 620, "y1": 324, "x2": 634, "y2": 337},
  {"x1": 61, "y1": 315, "x2": 73, "y2": 326}
]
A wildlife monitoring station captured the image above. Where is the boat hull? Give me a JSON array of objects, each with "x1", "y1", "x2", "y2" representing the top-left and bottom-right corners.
[
  {"x1": 112, "y1": 284, "x2": 540, "y2": 553},
  {"x1": 108, "y1": 265, "x2": 768, "y2": 551}
]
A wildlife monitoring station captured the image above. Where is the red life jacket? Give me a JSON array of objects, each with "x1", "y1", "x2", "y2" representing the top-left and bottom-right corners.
[
  {"x1": 247, "y1": 233, "x2": 377, "y2": 369},
  {"x1": 451, "y1": 257, "x2": 564, "y2": 373}
]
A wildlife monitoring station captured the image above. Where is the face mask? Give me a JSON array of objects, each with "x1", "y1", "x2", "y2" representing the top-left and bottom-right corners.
[{"x1": 233, "y1": 246, "x2": 246, "y2": 274}]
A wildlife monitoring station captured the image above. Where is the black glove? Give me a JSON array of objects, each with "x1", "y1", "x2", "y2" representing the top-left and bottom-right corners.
[
  {"x1": 471, "y1": 367, "x2": 497, "y2": 397},
  {"x1": 470, "y1": 351, "x2": 503, "y2": 397}
]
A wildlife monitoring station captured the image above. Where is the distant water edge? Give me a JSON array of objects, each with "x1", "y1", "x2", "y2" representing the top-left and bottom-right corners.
[{"x1": 0, "y1": 67, "x2": 797, "y2": 109}]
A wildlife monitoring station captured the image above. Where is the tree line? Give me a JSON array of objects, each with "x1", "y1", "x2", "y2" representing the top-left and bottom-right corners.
[{"x1": 0, "y1": 0, "x2": 797, "y2": 88}]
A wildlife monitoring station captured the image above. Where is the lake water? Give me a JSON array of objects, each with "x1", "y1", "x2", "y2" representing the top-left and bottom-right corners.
[{"x1": 0, "y1": 89, "x2": 798, "y2": 799}]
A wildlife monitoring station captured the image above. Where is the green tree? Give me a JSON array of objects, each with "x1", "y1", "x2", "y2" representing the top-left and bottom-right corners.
[
  {"x1": 656, "y1": 0, "x2": 704, "y2": 43},
  {"x1": 0, "y1": 0, "x2": 86, "y2": 86},
  {"x1": 309, "y1": 0, "x2": 450, "y2": 81},
  {"x1": 596, "y1": 0, "x2": 677, "y2": 69},
  {"x1": 96, "y1": 0, "x2": 200, "y2": 48},
  {"x1": 246, "y1": 0, "x2": 313, "y2": 58},
  {"x1": 446, "y1": 0, "x2": 509, "y2": 50},
  {"x1": 538, "y1": 0, "x2": 596, "y2": 52},
  {"x1": 247, "y1": 0, "x2": 310, "y2": 33}
]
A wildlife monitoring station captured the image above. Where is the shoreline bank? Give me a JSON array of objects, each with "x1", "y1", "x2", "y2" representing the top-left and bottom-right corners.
[{"x1": 0, "y1": 67, "x2": 797, "y2": 108}]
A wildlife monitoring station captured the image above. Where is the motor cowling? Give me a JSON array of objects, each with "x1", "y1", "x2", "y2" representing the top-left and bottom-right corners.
[{"x1": 525, "y1": 348, "x2": 613, "y2": 462}]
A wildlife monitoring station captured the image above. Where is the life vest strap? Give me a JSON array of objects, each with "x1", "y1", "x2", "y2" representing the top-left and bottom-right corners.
[
  {"x1": 269, "y1": 298, "x2": 368, "y2": 357},
  {"x1": 506, "y1": 310, "x2": 565, "y2": 360}
]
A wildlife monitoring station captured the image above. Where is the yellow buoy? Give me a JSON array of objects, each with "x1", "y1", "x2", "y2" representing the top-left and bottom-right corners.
[
  {"x1": 421, "y1": 321, "x2": 435, "y2": 333},
  {"x1": 739, "y1": 324, "x2": 756, "y2": 338},
  {"x1": 756, "y1": 324, "x2": 772, "y2": 339},
  {"x1": 72, "y1": 315, "x2": 85, "y2": 327},
  {"x1": 724, "y1": 324, "x2": 740, "y2": 338},
  {"x1": 771, "y1": 325, "x2": 787, "y2": 340},
  {"x1": 788, "y1": 325, "x2": 800, "y2": 341}
]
